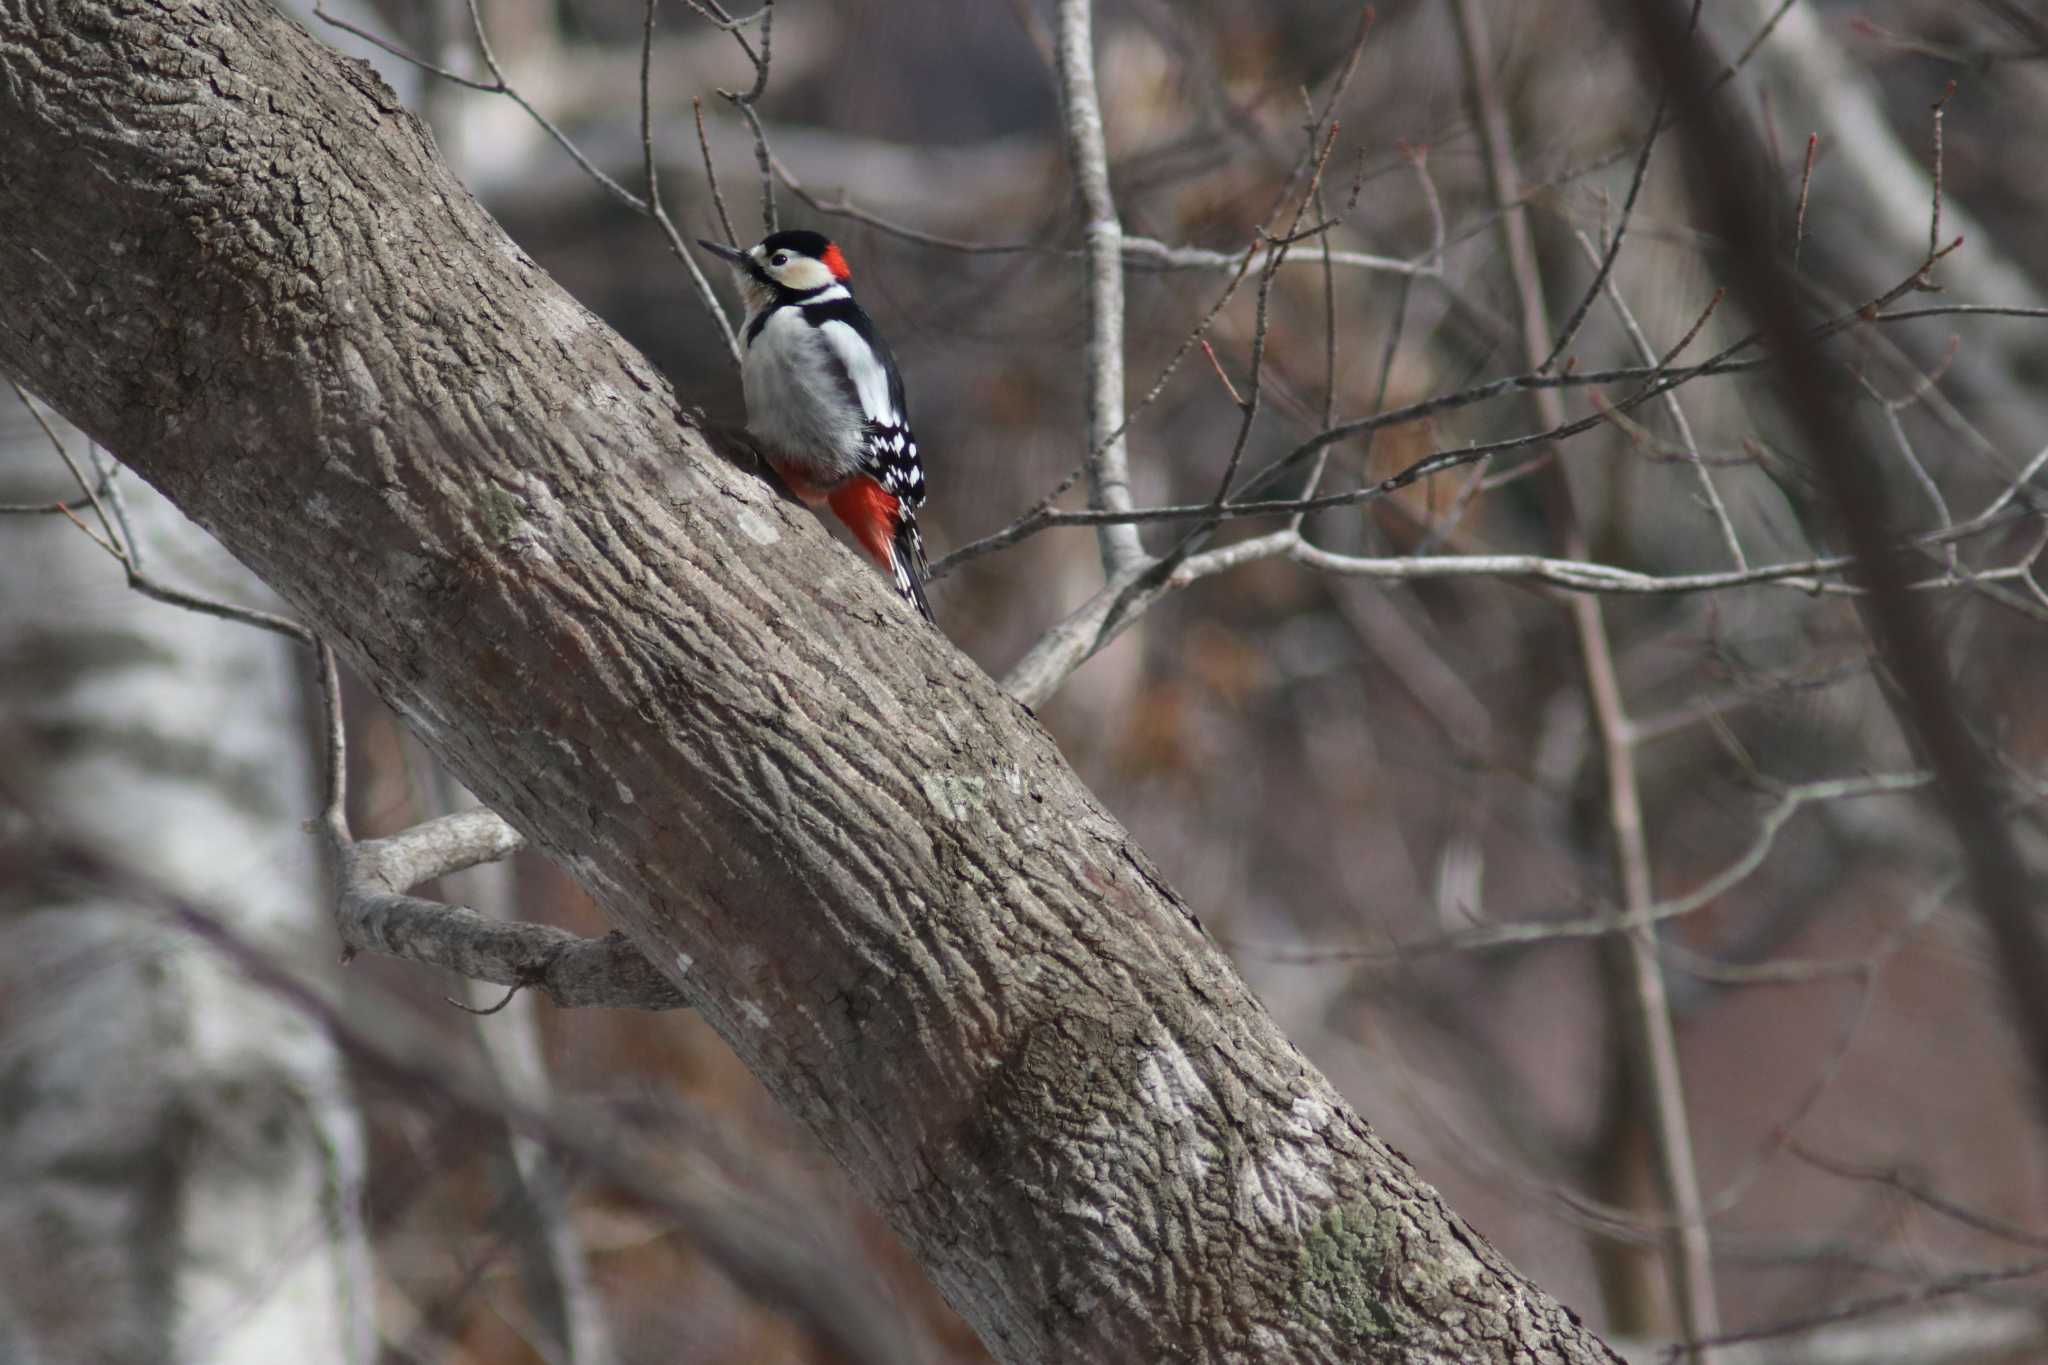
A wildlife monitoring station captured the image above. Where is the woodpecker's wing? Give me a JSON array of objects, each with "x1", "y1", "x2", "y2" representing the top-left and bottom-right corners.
[{"x1": 802, "y1": 297, "x2": 925, "y2": 508}]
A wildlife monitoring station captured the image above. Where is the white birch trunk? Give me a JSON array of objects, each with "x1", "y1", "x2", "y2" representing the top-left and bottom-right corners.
[{"x1": 0, "y1": 407, "x2": 371, "y2": 1365}]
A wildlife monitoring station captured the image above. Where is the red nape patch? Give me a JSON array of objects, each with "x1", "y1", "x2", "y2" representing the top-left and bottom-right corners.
[
  {"x1": 821, "y1": 243, "x2": 852, "y2": 281},
  {"x1": 828, "y1": 478, "x2": 900, "y2": 573}
]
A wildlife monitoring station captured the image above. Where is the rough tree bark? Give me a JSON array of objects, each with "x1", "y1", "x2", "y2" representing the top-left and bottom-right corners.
[{"x1": 0, "y1": 3, "x2": 1621, "y2": 1360}]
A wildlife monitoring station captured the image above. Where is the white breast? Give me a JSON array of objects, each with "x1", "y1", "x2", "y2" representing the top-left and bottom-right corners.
[{"x1": 742, "y1": 306, "x2": 868, "y2": 482}]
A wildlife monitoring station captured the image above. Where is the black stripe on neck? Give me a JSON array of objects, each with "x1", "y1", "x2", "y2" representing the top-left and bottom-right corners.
[{"x1": 745, "y1": 284, "x2": 849, "y2": 347}]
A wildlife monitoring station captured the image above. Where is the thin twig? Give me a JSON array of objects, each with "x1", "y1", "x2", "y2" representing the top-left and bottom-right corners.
[
  {"x1": 1544, "y1": 101, "x2": 1664, "y2": 372},
  {"x1": 929, "y1": 239, "x2": 1261, "y2": 581},
  {"x1": 1145, "y1": 119, "x2": 1342, "y2": 594},
  {"x1": 1927, "y1": 81, "x2": 1955, "y2": 276},
  {"x1": 1288, "y1": 175, "x2": 1345, "y2": 531},
  {"x1": 694, "y1": 97, "x2": 741, "y2": 248},
  {"x1": 1668, "y1": 1257, "x2": 2048, "y2": 1359},
  {"x1": 1150, "y1": 513, "x2": 2040, "y2": 600},
  {"x1": 462, "y1": 0, "x2": 648, "y2": 211},
  {"x1": 646, "y1": 0, "x2": 741, "y2": 362},
  {"x1": 1793, "y1": 133, "x2": 1818, "y2": 268},
  {"x1": 0, "y1": 495, "x2": 98, "y2": 515},
  {"x1": 318, "y1": 640, "x2": 348, "y2": 846},
  {"x1": 1227, "y1": 773, "x2": 1937, "y2": 964},
  {"x1": 1788, "y1": 1138, "x2": 2048, "y2": 1252},
  {"x1": 1854, "y1": 342, "x2": 1963, "y2": 569},
  {"x1": 1621, "y1": 0, "x2": 2048, "y2": 1222},
  {"x1": 310, "y1": 0, "x2": 745, "y2": 361},
  {"x1": 712, "y1": 0, "x2": 777, "y2": 234},
  {"x1": 1575, "y1": 230, "x2": 1746, "y2": 569},
  {"x1": 1198, "y1": 340, "x2": 1246, "y2": 409},
  {"x1": 12, "y1": 383, "x2": 317, "y2": 642},
  {"x1": 12, "y1": 379, "x2": 122, "y2": 553},
  {"x1": 1120, "y1": 235, "x2": 1433, "y2": 278},
  {"x1": 1451, "y1": 2, "x2": 1719, "y2": 1350},
  {"x1": 989, "y1": 246, "x2": 1966, "y2": 536}
]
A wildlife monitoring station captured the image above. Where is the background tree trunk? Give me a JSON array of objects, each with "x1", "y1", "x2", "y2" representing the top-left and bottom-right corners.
[
  {"x1": 0, "y1": 2, "x2": 1621, "y2": 1360},
  {"x1": 0, "y1": 407, "x2": 371, "y2": 1365}
]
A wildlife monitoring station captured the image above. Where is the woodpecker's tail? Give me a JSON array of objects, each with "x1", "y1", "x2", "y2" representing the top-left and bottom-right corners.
[
  {"x1": 893, "y1": 514, "x2": 934, "y2": 624},
  {"x1": 827, "y1": 477, "x2": 935, "y2": 624}
]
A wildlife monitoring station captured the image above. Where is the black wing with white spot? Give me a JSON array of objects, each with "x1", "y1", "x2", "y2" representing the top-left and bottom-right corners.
[{"x1": 803, "y1": 297, "x2": 925, "y2": 509}]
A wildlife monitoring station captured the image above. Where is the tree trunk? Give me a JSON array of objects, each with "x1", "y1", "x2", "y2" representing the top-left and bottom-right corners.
[
  {"x1": 0, "y1": 3, "x2": 1620, "y2": 1359},
  {"x1": 0, "y1": 412, "x2": 371, "y2": 1364}
]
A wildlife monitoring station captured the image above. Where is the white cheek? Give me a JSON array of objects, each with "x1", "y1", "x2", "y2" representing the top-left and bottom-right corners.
[{"x1": 781, "y1": 260, "x2": 834, "y2": 291}]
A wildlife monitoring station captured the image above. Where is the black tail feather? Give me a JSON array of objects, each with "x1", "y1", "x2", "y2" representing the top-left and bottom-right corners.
[{"x1": 893, "y1": 516, "x2": 934, "y2": 624}]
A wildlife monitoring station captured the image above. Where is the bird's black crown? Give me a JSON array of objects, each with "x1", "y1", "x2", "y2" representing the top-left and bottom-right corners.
[{"x1": 759, "y1": 229, "x2": 835, "y2": 261}]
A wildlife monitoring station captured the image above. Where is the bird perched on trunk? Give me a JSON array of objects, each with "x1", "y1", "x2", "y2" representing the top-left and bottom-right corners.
[{"x1": 698, "y1": 230, "x2": 932, "y2": 622}]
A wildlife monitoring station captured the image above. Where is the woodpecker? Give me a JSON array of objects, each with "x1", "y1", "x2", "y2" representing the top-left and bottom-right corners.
[{"x1": 697, "y1": 230, "x2": 932, "y2": 622}]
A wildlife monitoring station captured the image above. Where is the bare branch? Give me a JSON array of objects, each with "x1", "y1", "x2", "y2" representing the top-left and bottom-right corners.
[
  {"x1": 59, "y1": 849, "x2": 912, "y2": 1365},
  {"x1": 1792, "y1": 132, "x2": 1818, "y2": 267},
  {"x1": 1230, "y1": 773, "x2": 1938, "y2": 963},
  {"x1": 932, "y1": 240, "x2": 1259, "y2": 582},
  {"x1": 1544, "y1": 105, "x2": 1663, "y2": 372},
  {"x1": 311, "y1": 0, "x2": 744, "y2": 361},
  {"x1": 694, "y1": 96, "x2": 740, "y2": 249},
  {"x1": 1119, "y1": 234, "x2": 1431, "y2": 278},
  {"x1": 314, "y1": 641, "x2": 681, "y2": 1010},
  {"x1": 710, "y1": 0, "x2": 778, "y2": 234},
  {"x1": 1054, "y1": 0, "x2": 1146, "y2": 577},
  {"x1": 1452, "y1": 2, "x2": 1718, "y2": 1346},
  {"x1": 1674, "y1": 1258, "x2": 2048, "y2": 1359},
  {"x1": 335, "y1": 819, "x2": 688, "y2": 1011},
  {"x1": 643, "y1": 0, "x2": 740, "y2": 363},
  {"x1": 1575, "y1": 230, "x2": 1746, "y2": 568},
  {"x1": 1622, "y1": 0, "x2": 2048, "y2": 1165},
  {"x1": 1000, "y1": 555, "x2": 1167, "y2": 709}
]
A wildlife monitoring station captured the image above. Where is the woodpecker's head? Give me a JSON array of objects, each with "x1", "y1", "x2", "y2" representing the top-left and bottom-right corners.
[{"x1": 697, "y1": 230, "x2": 851, "y2": 311}]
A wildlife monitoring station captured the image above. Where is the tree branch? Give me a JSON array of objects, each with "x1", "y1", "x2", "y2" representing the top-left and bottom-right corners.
[
  {"x1": 1451, "y1": 0, "x2": 1720, "y2": 1346},
  {"x1": 1053, "y1": 0, "x2": 1147, "y2": 578},
  {"x1": 336, "y1": 809, "x2": 688, "y2": 1011},
  {"x1": 1614, "y1": 0, "x2": 2048, "y2": 1148}
]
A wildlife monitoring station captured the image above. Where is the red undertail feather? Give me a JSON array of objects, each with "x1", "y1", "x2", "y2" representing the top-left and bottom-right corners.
[{"x1": 828, "y1": 477, "x2": 933, "y2": 622}]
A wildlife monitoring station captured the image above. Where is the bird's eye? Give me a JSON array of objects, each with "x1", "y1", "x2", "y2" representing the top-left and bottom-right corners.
[{"x1": 771, "y1": 252, "x2": 790, "y2": 268}]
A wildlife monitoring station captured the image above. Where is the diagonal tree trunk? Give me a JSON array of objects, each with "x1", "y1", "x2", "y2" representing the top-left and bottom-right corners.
[{"x1": 0, "y1": 3, "x2": 1621, "y2": 1359}]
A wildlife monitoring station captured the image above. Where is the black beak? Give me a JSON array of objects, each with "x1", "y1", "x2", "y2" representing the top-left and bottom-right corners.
[{"x1": 697, "y1": 239, "x2": 750, "y2": 266}]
